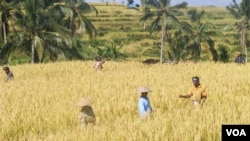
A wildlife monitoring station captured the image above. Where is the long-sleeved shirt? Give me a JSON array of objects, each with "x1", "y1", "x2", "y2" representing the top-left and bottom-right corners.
[
  {"x1": 138, "y1": 96, "x2": 152, "y2": 116},
  {"x1": 6, "y1": 71, "x2": 14, "y2": 82}
]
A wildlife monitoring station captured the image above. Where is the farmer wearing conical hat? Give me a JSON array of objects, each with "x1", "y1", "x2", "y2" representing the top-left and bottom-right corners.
[
  {"x1": 235, "y1": 52, "x2": 245, "y2": 64},
  {"x1": 138, "y1": 86, "x2": 153, "y2": 117},
  {"x1": 179, "y1": 76, "x2": 207, "y2": 106},
  {"x1": 76, "y1": 97, "x2": 96, "y2": 128}
]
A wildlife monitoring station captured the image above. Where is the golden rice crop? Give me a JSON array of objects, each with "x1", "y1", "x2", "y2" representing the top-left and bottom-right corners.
[{"x1": 0, "y1": 61, "x2": 250, "y2": 141}]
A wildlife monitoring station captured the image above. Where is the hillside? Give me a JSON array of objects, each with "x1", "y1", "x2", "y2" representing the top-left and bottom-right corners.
[{"x1": 85, "y1": 4, "x2": 242, "y2": 62}]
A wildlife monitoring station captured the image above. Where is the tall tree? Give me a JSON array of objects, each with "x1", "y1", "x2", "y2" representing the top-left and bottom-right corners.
[
  {"x1": 186, "y1": 9, "x2": 218, "y2": 61},
  {"x1": 0, "y1": 0, "x2": 20, "y2": 45},
  {"x1": 11, "y1": 0, "x2": 73, "y2": 63},
  {"x1": 58, "y1": 0, "x2": 98, "y2": 37},
  {"x1": 166, "y1": 22, "x2": 191, "y2": 61},
  {"x1": 226, "y1": 0, "x2": 250, "y2": 63},
  {"x1": 140, "y1": 0, "x2": 187, "y2": 63}
]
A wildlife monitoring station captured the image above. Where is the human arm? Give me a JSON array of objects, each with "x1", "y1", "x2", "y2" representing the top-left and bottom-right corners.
[
  {"x1": 201, "y1": 87, "x2": 207, "y2": 99},
  {"x1": 179, "y1": 87, "x2": 193, "y2": 98},
  {"x1": 179, "y1": 94, "x2": 191, "y2": 98}
]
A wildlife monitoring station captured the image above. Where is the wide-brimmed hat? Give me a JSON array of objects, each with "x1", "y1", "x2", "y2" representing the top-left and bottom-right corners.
[
  {"x1": 138, "y1": 86, "x2": 152, "y2": 93},
  {"x1": 76, "y1": 97, "x2": 92, "y2": 107}
]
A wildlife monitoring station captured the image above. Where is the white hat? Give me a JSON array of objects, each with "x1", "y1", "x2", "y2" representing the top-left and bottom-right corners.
[
  {"x1": 138, "y1": 86, "x2": 152, "y2": 93},
  {"x1": 76, "y1": 97, "x2": 92, "y2": 107}
]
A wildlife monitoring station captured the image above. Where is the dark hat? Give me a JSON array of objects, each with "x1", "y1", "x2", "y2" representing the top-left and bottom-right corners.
[{"x1": 192, "y1": 76, "x2": 199, "y2": 82}]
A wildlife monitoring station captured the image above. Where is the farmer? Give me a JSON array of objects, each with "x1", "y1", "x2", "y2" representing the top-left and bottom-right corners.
[
  {"x1": 93, "y1": 57, "x2": 105, "y2": 71},
  {"x1": 3, "y1": 66, "x2": 14, "y2": 82},
  {"x1": 138, "y1": 86, "x2": 153, "y2": 117},
  {"x1": 235, "y1": 52, "x2": 245, "y2": 64},
  {"x1": 179, "y1": 76, "x2": 207, "y2": 105},
  {"x1": 76, "y1": 97, "x2": 96, "y2": 128}
]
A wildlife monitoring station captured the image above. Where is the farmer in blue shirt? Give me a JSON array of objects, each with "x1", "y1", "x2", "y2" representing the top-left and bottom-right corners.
[{"x1": 137, "y1": 86, "x2": 153, "y2": 117}]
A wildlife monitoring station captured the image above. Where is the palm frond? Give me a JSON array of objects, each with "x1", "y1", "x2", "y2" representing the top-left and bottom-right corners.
[
  {"x1": 150, "y1": 17, "x2": 161, "y2": 35},
  {"x1": 140, "y1": 12, "x2": 156, "y2": 22}
]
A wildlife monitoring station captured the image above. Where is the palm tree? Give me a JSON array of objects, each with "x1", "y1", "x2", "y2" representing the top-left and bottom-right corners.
[
  {"x1": 226, "y1": 0, "x2": 250, "y2": 63},
  {"x1": 140, "y1": 0, "x2": 187, "y2": 63},
  {"x1": 0, "y1": 0, "x2": 20, "y2": 45},
  {"x1": 186, "y1": 9, "x2": 218, "y2": 61},
  {"x1": 58, "y1": 0, "x2": 98, "y2": 38},
  {"x1": 12, "y1": 0, "x2": 73, "y2": 63},
  {"x1": 166, "y1": 22, "x2": 191, "y2": 61}
]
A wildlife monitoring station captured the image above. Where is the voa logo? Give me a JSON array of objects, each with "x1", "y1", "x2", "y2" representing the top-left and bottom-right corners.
[{"x1": 226, "y1": 129, "x2": 246, "y2": 136}]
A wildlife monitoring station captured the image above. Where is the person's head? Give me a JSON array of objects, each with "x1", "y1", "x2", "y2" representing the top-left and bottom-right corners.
[
  {"x1": 138, "y1": 86, "x2": 152, "y2": 97},
  {"x1": 3, "y1": 66, "x2": 10, "y2": 73},
  {"x1": 95, "y1": 56, "x2": 102, "y2": 61},
  {"x1": 192, "y1": 76, "x2": 200, "y2": 86}
]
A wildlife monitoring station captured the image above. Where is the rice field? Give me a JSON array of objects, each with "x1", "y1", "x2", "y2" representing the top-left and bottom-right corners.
[{"x1": 0, "y1": 61, "x2": 250, "y2": 141}]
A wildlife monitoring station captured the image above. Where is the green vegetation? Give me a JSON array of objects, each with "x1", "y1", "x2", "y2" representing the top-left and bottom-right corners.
[{"x1": 0, "y1": 0, "x2": 249, "y2": 65}]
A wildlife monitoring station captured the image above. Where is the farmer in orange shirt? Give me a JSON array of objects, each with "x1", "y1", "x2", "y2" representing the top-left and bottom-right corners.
[{"x1": 179, "y1": 76, "x2": 207, "y2": 105}]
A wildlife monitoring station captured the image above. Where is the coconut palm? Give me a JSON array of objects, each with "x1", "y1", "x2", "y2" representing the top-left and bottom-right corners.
[
  {"x1": 11, "y1": 0, "x2": 74, "y2": 63},
  {"x1": 166, "y1": 22, "x2": 191, "y2": 61},
  {"x1": 226, "y1": 0, "x2": 250, "y2": 63},
  {"x1": 186, "y1": 9, "x2": 218, "y2": 61},
  {"x1": 0, "y1": 0, "x2": 21, "y2": 45},
  {"x1": 140, "y1": 0, "x2": 187, "y2": 63},
  {"x1": 58, "y1": 0, "x2": 98, "y2": 37}
]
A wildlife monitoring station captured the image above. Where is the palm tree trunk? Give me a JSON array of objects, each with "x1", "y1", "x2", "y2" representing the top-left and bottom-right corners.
[
  {"x1": 160, "y1": 26, "x2": 164, "y2": 63},
  {"x1": 3, "y1": 22, "x2": 7, "y2": 44},
  {"x1": 31, "y1": 39, "x2": 35, "y2": 64},
  {"x1": 241, "y1": 24, "x2": 247, "y2": 63},
  {"x1": 160, "y1": 13, "x2": 167, "y2": 64}
]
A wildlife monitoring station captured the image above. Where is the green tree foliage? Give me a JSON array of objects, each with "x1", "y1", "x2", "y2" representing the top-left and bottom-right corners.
[
  {"x1": 0, "y1": 0, "x2": 21, "y2": 45},
  {"x1": 217, "y1": 44, "x2": 230, "y2": 63},
  {"x1": 140, "y1": 0, "x2": 187, "y2": 63},
  {"x1": 186, "y1": 9, "x2": 218, "y2": 61},
  {"x1": 0, "y1": 0, "x2": 98, "y2": 64},
  {"x1": 226, "y1": 0, "x2": 250, "y2": 63}
]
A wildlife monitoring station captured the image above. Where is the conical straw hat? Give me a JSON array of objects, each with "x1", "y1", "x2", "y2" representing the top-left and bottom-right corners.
[
  {"x1": 138, "y1": 86, "x2": 152, "y2": 93},
  {"x1": 76, "y1": 97, "x2": 92, "y2": 107}
]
